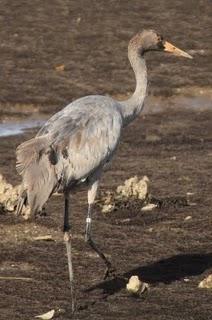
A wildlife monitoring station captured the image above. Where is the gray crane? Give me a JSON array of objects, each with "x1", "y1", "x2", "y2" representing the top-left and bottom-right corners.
[{"x1": 16, "y1": 30, "x2": 192, "y2": 312}]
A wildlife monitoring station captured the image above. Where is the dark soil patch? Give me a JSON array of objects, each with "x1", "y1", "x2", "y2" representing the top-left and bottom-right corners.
[
  {"x1": 0, "y1": 0, "x2": 212, "y2": 319},
  {"x1": 0, "y1": 109, "x2": 212, "y2": 320},
  {"x1": 0, "y1": 0, "x2": 211, "y2": 108}
]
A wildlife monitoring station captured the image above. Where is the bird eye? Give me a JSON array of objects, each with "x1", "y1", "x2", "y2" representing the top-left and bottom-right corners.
[
  {"x1": 157, "y1": 34, "x2": 163, "y2": 42},
  {"x1": 157, "y1": 39, "x2": 165, "y2": 50}
]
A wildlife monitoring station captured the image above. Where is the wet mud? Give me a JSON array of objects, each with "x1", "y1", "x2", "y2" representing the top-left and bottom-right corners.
[
  {"x1": 0, "y1": 0, "x2": 211, "y2": 108},
  {"x1": 1, "y1": 108, "x2": 212, "y2": 320}
]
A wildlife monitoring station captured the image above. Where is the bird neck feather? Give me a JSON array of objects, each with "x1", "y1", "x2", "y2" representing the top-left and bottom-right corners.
[{"x1": 120, "y1": 50, "x2": 147, "y2": 126}]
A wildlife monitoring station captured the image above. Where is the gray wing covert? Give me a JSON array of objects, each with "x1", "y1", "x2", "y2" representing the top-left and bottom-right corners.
[
  {"x1": 16, "y1": 96, "x2": 122, "y2": 213},
  {"x1": 46, "y1": 104, "x2": 123, "y2": 183}
]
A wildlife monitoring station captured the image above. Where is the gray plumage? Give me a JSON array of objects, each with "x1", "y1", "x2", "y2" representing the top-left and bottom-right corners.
[
  {"x1": 16, "y1": 29, "x2": 149, "y2": 215},
  {"x1": 15, "y1": 30, "x2": 192, "y2": 310},
  {"x1": 16, "y1": 29, "x2": 192, "y2": 216},
  {"x1": 16, "y1": 95, "x2": 123, "y2": 213}
]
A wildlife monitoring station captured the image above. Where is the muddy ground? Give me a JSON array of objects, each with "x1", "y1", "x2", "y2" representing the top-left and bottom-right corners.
[
  {"x1": 0, "y1": 0, "x2": 212, "y2": 319},
  {"x1": 0, "y1": 0, "x2": 212, "y2": 108},
  {"x1": 1, "y1": 107, "x2": 212, "y2": 320}
]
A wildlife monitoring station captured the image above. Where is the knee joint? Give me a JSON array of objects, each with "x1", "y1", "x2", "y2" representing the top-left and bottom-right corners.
[
  {"x1": 63, "y1": 225, "x2": 71, "y2": 233},
  {"x1": 64, "y1": 231, "x2": 71, "y2": 242}
]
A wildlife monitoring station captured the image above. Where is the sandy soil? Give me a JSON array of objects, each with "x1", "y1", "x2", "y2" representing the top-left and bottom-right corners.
[{"x1": 0, "y1": 0, "x2": 212, "y2": 319}]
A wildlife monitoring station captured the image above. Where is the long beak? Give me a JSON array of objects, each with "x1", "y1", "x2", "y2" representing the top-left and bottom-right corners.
[{"x1": 164, "y1": 41, "x2": 193, "y2": 59}]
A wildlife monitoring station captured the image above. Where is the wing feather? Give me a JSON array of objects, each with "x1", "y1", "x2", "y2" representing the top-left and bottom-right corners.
[
  {"x1": 16, "y1": 95, "x2": 123, "y2": 214},
  {"x1": 38, "y1": 96, "x2": 123, "y2": 183}
]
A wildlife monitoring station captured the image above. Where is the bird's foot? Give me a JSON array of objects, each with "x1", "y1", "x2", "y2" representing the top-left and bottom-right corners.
[{"x1": 103, "y1": 264, "x2": 117, "y2": 280}]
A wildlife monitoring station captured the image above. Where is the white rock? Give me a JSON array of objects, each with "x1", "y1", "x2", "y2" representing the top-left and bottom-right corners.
[
  {"x1": 141, "y1": 203, "x2": 157, "y2": 211},
  {"x1": 35, "y1": 309, "x2": 55, "y2": 320},
  {"x1": 126, "y1": 275, "x2": 149, "y2": 295},
  {"x1": 116, "y1": 176, "x2": 149, "y2": 200},
  {"x1": 0, "y1": 174, "x2": 30, "y2": 217},
  {"x1": 126, "y1": 275, "x2": 142, "y2": 294},
  {"x1": 184, "y1": 216, "x2": 192, "y2": 221},
  {"x1": 198, "y1": 274, "x2": 212, "y2": 289},
  {"x1": 101, "y1": 203, "x2": 115, "y2": 213}
]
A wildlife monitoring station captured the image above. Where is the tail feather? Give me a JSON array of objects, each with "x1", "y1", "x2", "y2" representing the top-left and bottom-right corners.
[
  {"x1": 16, "y1": 136, "x2": 58, "y2": 215},
  {"x1": 16, "y1": 136, "x2": 48, "y2": 176},
  {"x1": 16, "y1": 190, "x2": 27, "y2": 216}
]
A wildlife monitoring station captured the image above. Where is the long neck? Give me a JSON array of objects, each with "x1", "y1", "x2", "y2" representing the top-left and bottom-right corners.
[{"x1": 119, "y1": 49, "x2": 147, "y2": 126}]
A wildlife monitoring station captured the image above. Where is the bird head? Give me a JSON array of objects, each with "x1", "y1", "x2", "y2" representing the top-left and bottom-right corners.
[{"x1": 129, "y1": 29, "x2": 193, "y2": 59}]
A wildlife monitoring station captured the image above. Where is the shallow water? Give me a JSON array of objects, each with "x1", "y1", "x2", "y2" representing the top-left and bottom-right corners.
[
  {"x1": 0, "y1": 120, "x2": 45, "y2": 137},
  {"x1": 144, "y1": 95, "x2": 212, "y2": 114},
  {"x1": 0, "y1": 95, "x2": 211, "y2": 138}
]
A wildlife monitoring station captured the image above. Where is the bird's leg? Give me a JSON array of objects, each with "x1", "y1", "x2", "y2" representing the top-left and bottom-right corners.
[
  {"x1": 63, "y1": 193, "x2": 75, "y2": 313},
  {"x1": 85, "y1": 180, "x2": 116, "y2": 280}
]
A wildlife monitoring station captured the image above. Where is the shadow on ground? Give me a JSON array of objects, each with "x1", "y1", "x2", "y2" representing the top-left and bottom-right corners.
[{"x1": 86, "y1": 253, "x2": 212, "y2": 295}]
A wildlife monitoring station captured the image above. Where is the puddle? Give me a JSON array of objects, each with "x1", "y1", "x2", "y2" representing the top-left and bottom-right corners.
[
  {"x1": 0, "y1": 120, "x2": 45, "y2": 137},
  {"x1": 0, "y1": 95, "x2": 211, "y2": 138},
  {"x1": 143, "y1": 95, "x2": 212, "y2": 114}
]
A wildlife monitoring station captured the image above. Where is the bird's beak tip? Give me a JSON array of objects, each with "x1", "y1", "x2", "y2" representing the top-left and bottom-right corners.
[{"x1": 164, "y1": 41, "x2": 193, "y2": 59}]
